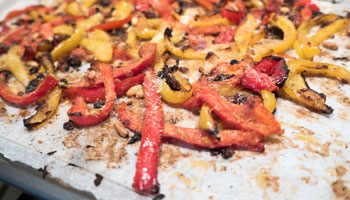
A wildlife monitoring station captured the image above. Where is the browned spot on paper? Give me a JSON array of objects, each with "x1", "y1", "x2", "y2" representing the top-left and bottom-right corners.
[
  {"x1": 84, "y1": 117, "x2": 128, "y2": 167},
  {"x1": 255, "y1": 169, "x2": 280, "y2": 192},
  {"x1": 63, "y1": 131, "x2": 81, "y2": 148},
  {"x1": 332, "y1": 179, "x2": 350, "y2": 200},
  {"x1": 301, "y1": 176, "x2": 310, "y2": 184},
  {"x1": 336, "y1": 166, "x2": 347, "y2": 177},
  {"x1": 0, "y1": 101, "x2": 6, "y2": 115},
  {"x1": 165, "y1": 109, "x2": 184, "y2": 124},
  {"x1": 160, "y1": 145, "x2": 190, "y2": 170},
  {"x1": 304, "y1": 142, "x2": 331, "y2": 157},
  {"x1": 19, "y1": 109, "x2": 31, "y2": 117},
  {"x1": 294, "y1": 107, "x2": 318, "y2": 120}
]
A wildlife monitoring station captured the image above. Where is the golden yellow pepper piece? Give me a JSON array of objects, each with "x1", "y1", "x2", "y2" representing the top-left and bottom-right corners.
[
  {"x1": 0, "y1": 47, "x2": 33, "y2": 86},
  {"x1": 235, "y1": 14, "x2": 259, "y2": 55},
  {"x1": 198, "y1": 103, "x2": 217, "y2": 133},
  {"x1": 53, "y1": 24, "x2": 74, "y2": 35},
  {"x1": 66, "y1": 1, "x2": 83, "y2": 16},
  {"x1": 189, "y1": 17, "x2": 230, "y2": 28},
  {"x1": 260, "y1": 90, "x2": 277, "y2": 113},
  {"x1": 294, "y1": 14, "x2": 346, "y2": 60},
  {"x1": 112, "y1": 1, "x2": 134, "y2": 21},
  {"x1": 76, "y1": 13, "x2": 104, "y2": 30},
  {"x1": 160, "y1": 72, "x2": 193, "y2": 104},
  {"x1": 51, "y1": 28, "x2": 84, "y2": 60},
  {"x1": 81, "y1": 38, "x2": 113, "y2": 62},
  {"x1": 82, "y1": 0, "x2": 98, "y2": 8}
]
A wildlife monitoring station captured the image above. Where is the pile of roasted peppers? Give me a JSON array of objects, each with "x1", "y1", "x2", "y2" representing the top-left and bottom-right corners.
[{"x1": 0, "y1": 0, "x2": 349, "y2": 195}]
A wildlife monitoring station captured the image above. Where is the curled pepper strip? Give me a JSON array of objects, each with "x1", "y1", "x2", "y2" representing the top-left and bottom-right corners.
[
  {"x1": 259, "y1": 90, "x2": 276, "y2": 113},
  {"x1": 67, "y1": 63, "x2": 116, "y2": 126},
  {"x1": 0, "y1": 75, "x2": 58, "y2": 107},
  {"x1": 133, "y1": 69, "x2": 164, "y2": 194},
  {"x1": 199, "y1": 89, "x2": 283, "y2": 136},
  {"x1": 115, "y1": 102, "x2": 265, "y2": 152},
  {"x1": 64, "y1": 73, "x2": 145, "y2": 103},
  {"x1": 165, "y1": 39, "x2": 206, "y2": 60}
]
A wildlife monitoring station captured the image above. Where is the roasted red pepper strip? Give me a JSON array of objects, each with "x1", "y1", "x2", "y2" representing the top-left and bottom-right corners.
[
  {"x1": 67, "y1": 43, "x2": 156, "y2": 88},
  {"x1": 220, "y1": 8, "x2": 246, "y2": 24},
  {"x1": 240, "y1": 67, "x2": 279, "y2": 92},
  {"x1": 199, "y1": 90, "x2": 282, "y2": 136},
  {"x1": 67, "y1": 63, "x2": 116, "y2": 126},
  {"x1": 113, "y1": 43, "x2": 156, "y2": 80},
  {"x1": 133, "y1": 69, "x2": 164, "y2": 194},
  {"x1": 88, "y1": 15, "x2": 134, "y2": 31},
  {"x1": 253, "y1": 56, "x2": 289, "y2": 88},
  {"x1": 147, "y1": 0, "x2": 174, "y2": 21},
  {"x1": 214, "y1": 26, "x2": 236, "y2": 44},
  {"x1": 115, "y1": 102, "x2": 264, "y2": 152},
  {"x1": 64, "y1": 73, "x2": 145, "y2": 102},
  {"x1": 0, "y1": 75, "x2": 58, "y2": 107},
  {"x1": 3, "y1": 27, "x2": 29, "y2": 46}
]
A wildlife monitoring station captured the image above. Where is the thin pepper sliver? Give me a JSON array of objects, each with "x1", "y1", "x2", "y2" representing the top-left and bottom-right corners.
[
  {"x1": 133, "y1": 69, "x2": 164, "y2": 194},
  {"x1": 88, "y1": 15, "x2": 134, "y2": 31},
  {"x1": 0, "y1": 75, "x2": 58, "y2": 107},
  {"x1": 67, "y1": 63, "x2": 116, "y2": 126}
]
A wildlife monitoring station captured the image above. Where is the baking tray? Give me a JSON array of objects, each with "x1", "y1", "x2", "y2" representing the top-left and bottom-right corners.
[{"x1": 0, "y1": 0, "x2": 350, "y2": 199}]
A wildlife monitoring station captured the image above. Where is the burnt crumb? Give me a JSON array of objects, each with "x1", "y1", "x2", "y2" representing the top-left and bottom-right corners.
[
  {"x1": 68, "y1": 112, "x2": 83, "y2": 116},
  {"x1": 47, "y1": 151, "x2": 57, "y2": 156},
  {"x1": 52, "y1": 35, "x2": 70, "y2": 47},
  {"x1": 157, "y1": 65, "x2": 181, "y2": 91},
  {"x1": 38, "y1": 165, "x2": 49, "y2": 179},
  {"x1": 164, "y1": 27, "x2": 173, "y2": 39},
  {"x1": 143, "y1": 10, "x2": 158, "y2": 19},
  {"x1": 0, "y1": 43, "x2": 9, "y2": 55},
  {"x1": 99, "y1": 0, "x2": 111, "y2": 7},
  {"x1": 151, "y1": 185, "x2": 160, "y2": 194},
  {"x1": 29, "y1": 67, "x2": 39, "y2": 75},
  {"x1": 221, "y1": 148, "x2": 235, "y2": 159},
  {"x1": 210, "y1": 148, "x2": 235, "y2": 159},
  {"x1": 206, "y1": 51, "x2": 214, "y2": 60},
  {"x1": 63, "y1": 120, "x2": 77, "y2": 131},
  {"x1": 25, "y1": 74, "x2": 45, "y2": 94},
  {"x1": 59, "y1": 79, "x2": 68, "y2": 88},
  {"x1": 86, "y1": 145, "x2": 94, "y2": 149},
  {"x1": 333, "y1": 56, "x2": 349, "y2": 61},
  {"x1": 153, "y1": 193, "x2": 165, "y2": 200},
  {"x1": 94, "y1": 173, "x2": 103, "y2": 186},
  {"x1": 267, "y1": 26, "x2": 284, "y2": 40},
  {"x1": 68, "y1": 163, "x2": 78, "y2": 167},
  {"x1": 128, "y1": 132, "x2": 142, "y2": 144},
  {"x1": 232, "y1": 94, "x2": 247, "y2": 105},
  {"x1": 93, "y1": 100, "x2": 105, "y2": 109},
  {"x1": 179, "y1": 67, "x2": 189, "y2": 73},
  {"x1": 67, "y1": 56, "x2": 81, "y2": 68},
  {"x1": 213, "y1": 74, "x2": 235, "y2": 81},
  {"x1": 230, "y1": 59, "x2": 239, "y2": 65}
]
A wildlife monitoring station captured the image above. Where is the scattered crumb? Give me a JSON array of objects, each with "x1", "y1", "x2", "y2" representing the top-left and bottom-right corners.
[{"x1": 94, "y1": 174, "x2": 103, "y2": 186}]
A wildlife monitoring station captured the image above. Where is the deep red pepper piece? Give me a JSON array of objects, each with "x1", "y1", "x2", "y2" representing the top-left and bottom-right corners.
[
  {"x1": 220, "y1": 8, "x2": 246, "y2": 24},
  {"x1": 199, "y1": 89, "x2": 282, "y2": 136},
  {"x1": 88, "y1": 15, "x2": 134, "y2": 31},
  {"x1": 253, "y1": 56, "x2": 289, "y2": 88},
  {"x1": 67, "y1": 63, "x2": 116, "y2": 126},
  {"x1": 133, "y1": 69, "x2": 164, "y2": 194},
  {"x1": 0, "y1": 75, "x2": 58, "y2": 107},
  {"x1": 115, "y1": 102, "x2": 265, "y2": 152},
  {"x1": 64, "y1": 73, "x2": 145, "y2": 103},
  {"x1": 240, "y1": 67, "x2": 278, "y2": 92}
]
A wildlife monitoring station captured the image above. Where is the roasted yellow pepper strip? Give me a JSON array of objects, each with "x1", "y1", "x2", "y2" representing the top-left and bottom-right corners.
[
  {"x1": 288, "y1": 59, "x2": 350, "y2": 83},
  {"x1": 82, "y1": 0, "x2": 98, "y2": 8},
  {"x1": 81, "y1": 29, "x2": 112, "y2": 62},
  {"x1": 53, "y1": 24, "x2": 74, "y2": 35},
  {"x1": 23, "y1": 54, "x2": 62, "y2": 130},
  {"x1": 112, "y1": 1, "x2": 134, "y2": 21},
  {"x1": 260, "y1": 90, "x2": 276, "y2": 113},
  {"x1": 235, "y1": 14, "x2": 259, "y2": 55},
  {"x1": 160, "y1": 71, "x2": 193, "y2": 104},
  {"x1": 165, "y1": 39, "x2": 206, "y2": 60},
  {"x1": 76, "y1": 13, "x2": 104, "y2": 30},
  {"x1": 278, "y1": 60, "x2": 335, "y2": 113},
  {"x1": 294, "y1": 14, "x2": 346, "y2": 60},
  {"x1": 0, "y1": 47, "x2": 33, "y2": 86},
  {"x1": 189, "y1": 16, "x2": 230, "y2": 28},
  {"x1": 198, "y1": 103, "x2": 217, "y2": 133},
  {"x1": 66, "y1": 1, "x2": 83, "y2": 16},
  {"x1": 253, "y1": 14, "x2": 296, "y2": 62},
  {"x1": 269, "y1": 14, "x2": 297, "y2": 54},
  {"x1": 51, "y1": 28, "x2": 84, "y2": 60}
]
